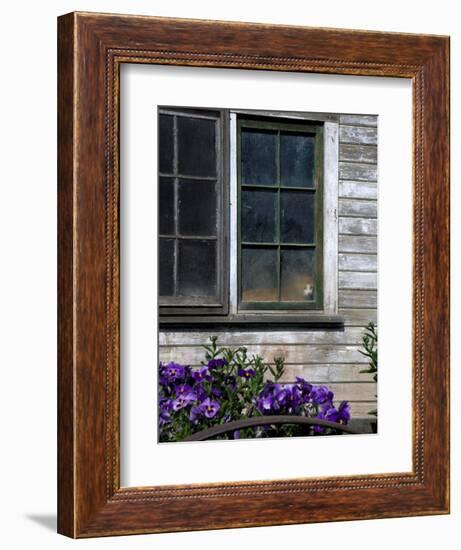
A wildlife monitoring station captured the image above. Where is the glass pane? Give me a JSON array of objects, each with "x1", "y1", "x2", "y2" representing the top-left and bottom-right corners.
[
  {"x1": 159, "y1": 238, "x2": 175, "y2": 296},
  {"x1": 159, "y1": 177, "x2": 175, "y2": 235},
  {"x1": 177, "y1": 116, "x2": 216, "y2": 177},
  {"x1": 241, "y1": 189, "x2": 276, "y2": 243},
  {"x1": 177, "y1": 240, "x2": 216, "y2": 298},
  {"x1": 280, "y1": 190, "x2": 315, "y2": 244},
  {"x1": 178, "y1": 179, "x2": 216, "y2": 236},
  {"x1": 280, "y1": 132, "x2": 315, "y2": 187},
  {"x1": 241, "y1": 128, "x2": 277, "y2": 185},
  {"x1": 158, "y1": 114, "x2": 174, "y2": 174},
  {"x1": 241, "y1": 247, "x2": 278, "y2": 302},
  {"x1": 281, "y1": 248, "x2": 315, "y2": 301}
]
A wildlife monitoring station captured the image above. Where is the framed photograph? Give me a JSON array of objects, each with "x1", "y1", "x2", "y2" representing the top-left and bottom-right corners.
[{"x1": 58, "y1": 12, "x2": 450, "y2": 537}]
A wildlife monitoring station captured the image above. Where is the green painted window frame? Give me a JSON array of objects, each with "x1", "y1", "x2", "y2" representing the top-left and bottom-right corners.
[{"x1": 237, "y1": 117, "x2": 324, "y2": 311}]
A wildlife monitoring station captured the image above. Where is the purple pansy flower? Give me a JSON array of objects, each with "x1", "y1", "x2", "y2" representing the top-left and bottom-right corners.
[
  {"x1": 172, "y1": 390, "x2": 197, "y2": 411},
  {"x1": 192, "y1": 366, "x2": 212, "y2": 383},
  {"x1": 274, "y1": 384, "x2": 291, "y2": 406},
  {"x1": 285, "y1": 385, "x2": 302, "y2": 412},
  {"x1": 211, "y1": 387, "x2": 223, "y2": 398},
  {"x1": 296, "y1": 377, "x2": 313, "y2": 401},
  {"x1": 207, "y1": 358, "x2": 227, "y2": 369},
  {"x1": 311, "y1": 385, "x2": 334, "y2": 405},
  {"x1": 194, "y1": 383, "x2": 208, "y2": 402},
  {"x1": 189, "y1": 397, "x2": 221, "y2": 421},
  {"x1": 189, "y1": 405, "x2": 202, "y2": 422},
  {"x1": 159, "y1": 409, "x2": 172, "y2": 425},
  {"x1": 238, "y1": 367, "x2": 255, "y2": 379},
  {"x1": 160, "y1": 362, "x2": 186, "y2": 384},
  {"x1": 324, "y1": 406, "x2": 340, "y2": 423},
  {"x1": 200, "y1": 397, "x2": 220, "y2": 419},
  {"x1": 159, "y1": 397, "x2": 173, "y2": 425},
  {"x1": 257, "y1": 393, "x2": 276, "y2": 413},
  {"x1": 175, "y1": 384, "x2": 193, "y2": 397},
  {"x1": 337, "y1": 401, "x2": 351, "y2": 423},
  {"x1": 256, "y1": 384, "x2": 281, "y2": 414}
]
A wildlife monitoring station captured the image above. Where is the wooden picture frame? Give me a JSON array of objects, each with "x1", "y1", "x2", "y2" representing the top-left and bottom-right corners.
[{"x1": 57, "y1": 12, "x2": 450, "y2": 537}]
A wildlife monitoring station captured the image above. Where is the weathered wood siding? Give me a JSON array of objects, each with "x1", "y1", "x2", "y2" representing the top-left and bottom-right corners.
[{"x1": 160, "y1": 114, "x2": 378, "y2": 419}]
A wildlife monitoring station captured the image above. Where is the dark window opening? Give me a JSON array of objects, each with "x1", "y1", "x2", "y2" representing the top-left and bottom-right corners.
[
  {"x1": 158, "y1": 108, "x2": 227, "y2": 313},
  {"x1": 238, "y1": 118, "x2": 323, "y2": 311}
]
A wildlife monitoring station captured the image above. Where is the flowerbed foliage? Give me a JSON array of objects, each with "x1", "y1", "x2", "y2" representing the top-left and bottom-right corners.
[
  {"x1": 159, "y1": 337, "x2": 351, "y2": 442},
  {"x1": 359, "y1": 322, "x2": 378, "y2": 416}
]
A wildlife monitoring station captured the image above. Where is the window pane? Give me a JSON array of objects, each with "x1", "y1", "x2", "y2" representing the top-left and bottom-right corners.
[
  {"x1": 159, "y1": 177, "x2": 175, "y2": 235},
  {"x1": 280, "y1": 132, "x2": 315, "y2": 187},
  {"x1": 241, "y1": 247, "x2": 278, "y2": 302},
  {"x1": 178, "y1": 179, "x2": 217, "y2": 236},
  {"x1": 241, "y1": 189, "x2": 276, "y2": 243},
  {"x1": 281, "y1": 248, "x2": 315, "y2": 301},
  {"x1": 177, "y1": 117, "x2": 216, "y2": 177},
  {"x1": 241, "y1": 128, "x2": 277, "y2": 185},
  {"x1": 177, "y1": 240, "x2": 216, "y2": 298},
  {"x1": 280, "y1": 190, "x2": 315, "y2": 243},
  {"x1": 159, "y1": 238, "x2": 175, "y2": 296},
  {"x1": 159, "y1": 114, "x2": 174, "y2": 174}
]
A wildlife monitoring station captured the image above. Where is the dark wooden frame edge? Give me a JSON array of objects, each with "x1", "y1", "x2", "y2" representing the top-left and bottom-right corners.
[{"x1": 57, "y1": 11, "x2": 450, "y2": 538}]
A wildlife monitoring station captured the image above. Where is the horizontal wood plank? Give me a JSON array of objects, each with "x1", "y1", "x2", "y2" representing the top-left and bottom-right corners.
[
  {"x1": 339, "y1": 235, "x2": 377, "y2": 253},
  {"x1": 339, "y1": 271, "x2": 377, "y2": 289},
  {"x1": 339, "y1": 114, "x2": 378, "y2": 127},
  {"x1": 339, "y1": 308, "x2": 377, "y2": 326},
  {"x1": 282, "y1": 364, "x2": 376, "y2": 383},
  {"x1": 339, "y1": 162, "x2": 377, "y2": 182},
  {"x1": 160, "y1": 327, "x2": 369, "y2": 347},
  {"x1": 339, "y1": 125, "x2": 377, "y2": 145},
  {"x1": 339, "y1": 143, "x2": 377, "y2": 163},
  {"x1": 159, "y1": 344, "x2": 367, "y2": 365},
  {"x1": 339, "y1": 217, "x2": 377, "y2": 235},
  {"x1": 348, "y1": 401, "x2": 377, "y2": 418},
  {"x1": 339, "y1": 290, "x2": 377, "y2": 309},
  {"x1": 339, "y1": 198, "x2": 377, "y2": 218},
  {"x1": 339, "y1": 180, "x2": 377, "y2": 200},
  {"x1": 339, "y1": 253, "x2": 377, "y2": 271}
]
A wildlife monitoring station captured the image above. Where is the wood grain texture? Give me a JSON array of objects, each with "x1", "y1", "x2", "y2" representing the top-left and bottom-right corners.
[
  {"x1": 339, "y1": 217, "x2": 378, "y2": 235},
  {"x1": 339, "y1": 271, "x2": 377, "y2": 289},
  {"x1": 339, "y1": 253, "x2": 377, "y2": 271},
  {"x1": 339, "y1": 198, "x2": 377, "y2": 218},
  {"x1": 159, "y1": 327, "x2": 370, "y2": 346},
  {"x1": 57, "y1": 13, "x2": 75, "y2": 537},
  {"x1": 57, "y1": 11, "x2": 450, "y2": 538},
  {"x1": 339, "y1": 180, "x2": 377, "y2": 199},
  {"x1": 339, "y1": 235, "x2": 377, "y2": 253},
  {"x1": 339, "y1": 144, "x2": 378, "y2": 164},
  {"x1": 339, "y1": 289, "x2": 377, "y2": 308},
  {"x1": 339, "y1": 162, "x2": 377, "y2": 181},
  {"x1": 339, "y1": 114, "x2": 378, "y2": 127},
  {"x1": 159, "y1": 344, "x2": 366, "y2": 365},
  {"x1": 339, "y1": 125, "x2": 378, "y2": 145}
]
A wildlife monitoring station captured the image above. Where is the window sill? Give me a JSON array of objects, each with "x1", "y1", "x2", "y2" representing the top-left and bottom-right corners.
[{"x1": 159, "y1": 314, "x2": 344, "y2": 330}]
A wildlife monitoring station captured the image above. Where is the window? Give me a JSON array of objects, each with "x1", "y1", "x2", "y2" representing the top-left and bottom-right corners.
[
  {"x1": 158, "y1": 108, "x2": 228, "y2": 315},
  {"x1": 158, "y1": 107, "x2": 339, "y2": 325},
  {"x1": 238, "y1": 118, "x2": 323, "y2": 310}
]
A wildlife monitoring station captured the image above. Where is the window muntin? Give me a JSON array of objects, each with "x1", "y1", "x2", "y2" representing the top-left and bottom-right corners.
[
  {"x1": 237, "y1": 118, "x2": 323, "y2": 311},
  {"x1": 158, "y1": 108, "x2": 227, "y2": 311}
]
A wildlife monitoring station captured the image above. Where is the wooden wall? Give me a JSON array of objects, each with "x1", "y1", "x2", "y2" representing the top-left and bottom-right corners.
[{"x1": 159, "y1": 113, "x2": 378, "y2": 420}]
